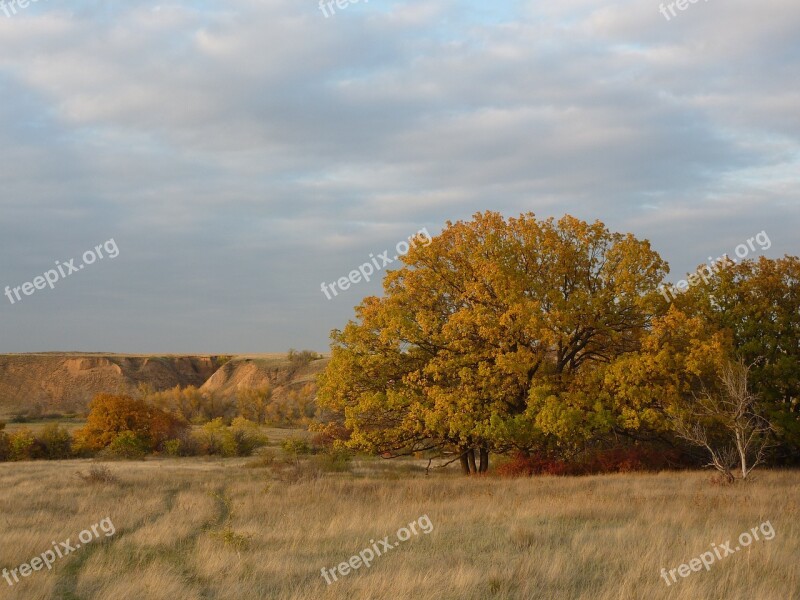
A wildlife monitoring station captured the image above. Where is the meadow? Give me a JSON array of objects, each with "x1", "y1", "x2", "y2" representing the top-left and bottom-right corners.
[{"x1": 0, "y1": 458, "x2": 797, "y2": 600}]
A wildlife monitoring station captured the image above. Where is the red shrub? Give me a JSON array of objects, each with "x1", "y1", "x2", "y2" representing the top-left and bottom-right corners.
[{"x1": 496, "y1": 446, "x2": 683, "y2": 478}]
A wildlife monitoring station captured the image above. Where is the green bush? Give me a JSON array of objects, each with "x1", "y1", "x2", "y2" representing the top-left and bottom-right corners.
[
  {"x1": 193, "y1": 418, "x2": 230, "y2": 456},
  {"x1": 229, "y1": 417, "x2": 268, "y2": 457},
  {"x1": 9, "y1": 428, "x2": 38, "y2": 461},
  {"x1": 38, "y1": 424, "x2": 74, "y2": 460},
  {"x1": 193, "y1": 417, "x2": 267, "y2": 457},
  {"x1": 281, "y1": 437, "x2": 311, "y2": 456},
  {"x1": 163, "y1": 439, "x2": 182, "y2": 457},
  {"x1": 101, "y1": 431, "x2": 150, "y2": 460}
]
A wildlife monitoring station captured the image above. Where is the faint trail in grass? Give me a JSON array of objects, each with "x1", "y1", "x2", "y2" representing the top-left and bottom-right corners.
[{"x1": 52, "y1": 482, "x2": 188, "y2": 599}]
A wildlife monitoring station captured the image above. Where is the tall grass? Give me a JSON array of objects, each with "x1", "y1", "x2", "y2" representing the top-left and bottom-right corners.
[{"x1": 0, "y1": 459, "x2": 797, "y2": 599}]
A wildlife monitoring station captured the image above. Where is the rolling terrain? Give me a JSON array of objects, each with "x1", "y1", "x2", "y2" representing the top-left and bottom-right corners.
[{"x1": 0, "y1": 353, "x2": 328, "y2": 418}]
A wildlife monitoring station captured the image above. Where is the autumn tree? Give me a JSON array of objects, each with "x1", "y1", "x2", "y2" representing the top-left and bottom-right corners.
[
  {"x1": 74, "y1": 393, "x2": 187, "y2": 453},
  {"x1": 317, "y1": 212, "x2": 667, "y2": 474},
  {"x1": 237, "y1": 386, "x2": 273, "y2": 424},
  {"x1": 581, "y1": 305, "x2": 730, "y2": 448},
  {"x1": 673, "y1": 256, "x2": 800, "y2": 457},
  {"x1": 583, "y1": 254, "x2": 800, "y2": 470},
  {"x1": 145, "y1": 385, "x2": 232, "y2": 424}
]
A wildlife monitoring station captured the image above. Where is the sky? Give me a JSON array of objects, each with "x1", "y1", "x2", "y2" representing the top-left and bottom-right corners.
[{"x1": 0, "y1": 0, "x2": 798, "y2": 354}]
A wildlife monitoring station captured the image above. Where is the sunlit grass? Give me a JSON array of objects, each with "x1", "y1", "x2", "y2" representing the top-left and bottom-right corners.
[{"x1": 0, "y1": 460, "x2": 797, "y2": 599}]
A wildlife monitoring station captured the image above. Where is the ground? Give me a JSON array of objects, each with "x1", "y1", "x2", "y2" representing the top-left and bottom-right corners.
[{"x1": 0, "y1": 459, "x2": 797, "y2": 600}]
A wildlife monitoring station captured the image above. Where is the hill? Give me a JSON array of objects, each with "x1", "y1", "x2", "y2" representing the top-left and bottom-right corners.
[{"x1": 0, "y1": 353, "x2": 328, "y2": 418}]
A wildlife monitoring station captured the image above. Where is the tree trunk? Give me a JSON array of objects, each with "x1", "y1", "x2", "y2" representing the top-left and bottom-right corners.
[
  {"x1": 459, "y1": 448, "x2": 471, "y2": 476},
  {"x1": 466, "y1": 448, "x2": 477, "y2": 474},
  {"x1": 479, "y1": 448, "x2": 489, "y2": 473}
]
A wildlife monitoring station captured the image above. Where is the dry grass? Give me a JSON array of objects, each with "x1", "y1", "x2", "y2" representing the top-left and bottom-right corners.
[{"x1": 0, "y1": 459, "x2": 797, "y2": 599}]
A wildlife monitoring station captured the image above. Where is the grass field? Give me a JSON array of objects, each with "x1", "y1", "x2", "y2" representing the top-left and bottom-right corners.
[{"x1": 0, "y1": 459, "x2": 797, "y2": 600}]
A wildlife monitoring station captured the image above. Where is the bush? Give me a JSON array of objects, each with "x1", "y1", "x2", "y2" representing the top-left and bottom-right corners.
[
  {"x1": 281, "y1": 437, "x2": 311, "y2": 456},
  {"x1": 495, "y1": 446, "x2": 683, "y2": 478},
  {"x1": 193, "y1": 418, "x2": 228, "y2": 455},
  {"x1": 163, "y1": 439, "x2": 183, "y2": 457},
  {"x1": 229, "y1": 417, "x2": 268, "y2": 457},
  {"x1": 77, "y1": 465, "x2": 120, "y2": 485},
  {"x1": 583, "y1": 446, "x2": 683, "y2": 473},
  {"x1": 287, "y1": 349, "x2": 322, "y2": 365},
  {"x1": 8, "y1": 428, "x2": 38, "y2": 461},
  {"x1": 100, "y1": 431, "x2": 150, "y2": 460},
  {"x1": 192, "y1": 418, "x2": 267, "y2": 457},
  {"x1": 38, "y1": 424, "x2": 74, "y2": 460}
]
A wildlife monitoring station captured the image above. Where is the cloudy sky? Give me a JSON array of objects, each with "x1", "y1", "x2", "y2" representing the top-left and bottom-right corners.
[{"x1": 0, "y1": 0, "x2": 798, "y2": 353}]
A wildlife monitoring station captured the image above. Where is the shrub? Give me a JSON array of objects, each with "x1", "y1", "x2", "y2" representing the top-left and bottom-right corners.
[
  {"x1": 193, "y1": 418, "x2": 230, "y2": 456},
  {"x1": 495, "y1": 446, "x2": 684, "y2": 478},
  {"x1": 100, "y1": 431, "x2": 150, "y2": 460},
  {"x1": 9, "y1": 428, "x2": 38, "y2": 461},
  {"x1": 38, "y1": 424, "x2": 74, "y2": 460},
  {"x1": 229, "y1": 417, "x2": 268, "y2": 457},
  {"x1": 192, "y1": 418, "x2": 267, "y2": 457},
  {"x1": 281, "y1": 437, "x2": 311, "y2": 456},
  {"x1": 77, "y1": 465, "x2": 120, "y2": 485},
  {"x1": 287, "y1": 349, "x2": 322, "y2": 368},
  {"x1": 583, "y1": 446, "x2": 683, "y2": 474},
  {"x1": 163, "y1": 439, "x2": 183, "y2": 457}
]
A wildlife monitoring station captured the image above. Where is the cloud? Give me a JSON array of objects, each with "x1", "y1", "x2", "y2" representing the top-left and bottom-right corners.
[{"x1": 0, "y1": 0, "x2": 797, "y2": 351}]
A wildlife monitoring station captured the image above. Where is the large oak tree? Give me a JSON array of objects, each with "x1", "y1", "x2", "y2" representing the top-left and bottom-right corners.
[{"x1": 317, "y1": 212, "x2": 667, "y2": 474}]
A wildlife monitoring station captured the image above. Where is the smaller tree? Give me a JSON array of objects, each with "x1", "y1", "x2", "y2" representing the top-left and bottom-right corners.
[
  {"x1": 670, "y1": 360, "x2": 774, "y2": 482},
  {"x1": 74, "y1": 393, "x2": 187, "y2": 454},
  {"x1": 236, "y1": 386, "x2": 273, "y2": 424}
]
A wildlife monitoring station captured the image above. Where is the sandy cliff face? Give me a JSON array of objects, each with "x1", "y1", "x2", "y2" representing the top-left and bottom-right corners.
[
  {"x1": 0, "y1": 354, "x2": 313, "y2": 416},
  {"x1": 0, "y1": 353, "x2": 222, "y2": 414},
  {"x1": 199, "y1": 356, "x2": 328, "y2": 398}
]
